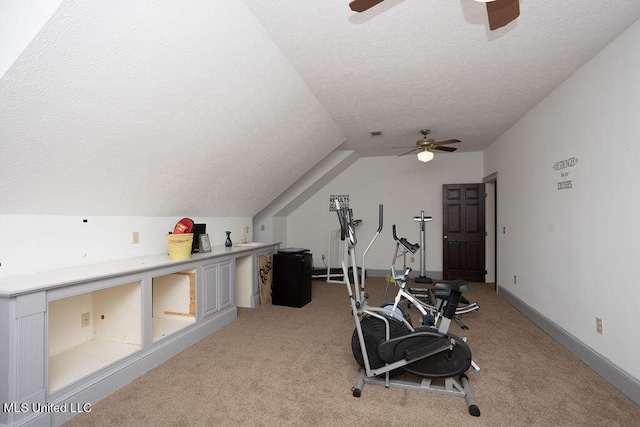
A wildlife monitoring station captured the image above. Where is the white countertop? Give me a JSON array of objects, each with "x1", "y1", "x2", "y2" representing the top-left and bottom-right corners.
[{"x1": 0, "y1": 242, "x2": 278, "y2": 297}]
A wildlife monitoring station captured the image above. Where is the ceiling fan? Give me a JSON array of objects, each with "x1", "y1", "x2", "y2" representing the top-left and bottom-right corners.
[
  {"x1": 349, "y1": 0, "x2": 520, "y2": 31},
  {"x1": 393, "y1": 129, "x2": 460, "y2": 162}
]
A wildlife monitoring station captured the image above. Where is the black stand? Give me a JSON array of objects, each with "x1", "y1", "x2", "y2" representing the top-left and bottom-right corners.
[{"x1": 413, "y1": 211, "x2": 432, "y2": 283}]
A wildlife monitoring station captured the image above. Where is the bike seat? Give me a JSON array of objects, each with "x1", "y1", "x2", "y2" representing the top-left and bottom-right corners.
[{"x1": 434, "y1": 279, "x2": 470, "y2": 293}]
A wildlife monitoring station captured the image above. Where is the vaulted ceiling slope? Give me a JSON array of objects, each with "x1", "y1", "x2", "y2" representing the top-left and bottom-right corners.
[
  {"x1": 242, "y1": 0, "x2": 640, "y2": 155},
  {"x1": 0, "y1": 1, "x2": 344, "y2": 217},
  {"x1": 3, "y1": 2, "x2": 640, "y2": 219}
]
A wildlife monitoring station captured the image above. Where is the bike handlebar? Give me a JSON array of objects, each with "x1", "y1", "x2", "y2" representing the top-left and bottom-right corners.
[{"x1": 390, "y1": 265, "x2": 412, "y2": 282}]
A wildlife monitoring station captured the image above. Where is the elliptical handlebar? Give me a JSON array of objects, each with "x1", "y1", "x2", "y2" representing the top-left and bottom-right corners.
[
  {"x1": 360, "y1": 204, "x2": 383, "y2": 290},
  {"x1": 334, "y1": 200, "x2": 357, "y2": 247},
  {"x1": 336, "y1": 204, "x2": 347, "y2": 241}
]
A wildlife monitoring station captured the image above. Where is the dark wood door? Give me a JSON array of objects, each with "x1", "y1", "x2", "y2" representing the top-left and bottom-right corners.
[{"x1": 442, "y1": 184, "x2": 486, "y2": 282}]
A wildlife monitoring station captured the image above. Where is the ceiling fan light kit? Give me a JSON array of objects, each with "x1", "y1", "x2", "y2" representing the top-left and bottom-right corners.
[
  {"x1": 417, "y1": 150, "x2": 434, "y2": 163},
  {"x1": 393, "y1": 129, "x2": 461, "y2": 162}
]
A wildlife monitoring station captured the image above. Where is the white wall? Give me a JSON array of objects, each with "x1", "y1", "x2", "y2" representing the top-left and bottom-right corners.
[
  {"x1": 0, "y1": 0, "x2": 62, "y2": 78},
  {"x1": 286, "y1": 152, "x2": 484, "y2": 275},
  {"x1": 484, "y1": 19, "x2": 640, "y2": 381},
  {"x1": 253, "y1": 150, "x2": 358, "y2": 245},
  {"x1": 0, "y1": 215, "x2": 250, "y2": 279}
]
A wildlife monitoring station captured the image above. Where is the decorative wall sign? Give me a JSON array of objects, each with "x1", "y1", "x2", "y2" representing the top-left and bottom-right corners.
[
  {"x1": 329, "y1": 194, "x2": 349, "y2": 211},
  {"x1": 553, "y1": 157, "x2": 578, "y2": 190}
]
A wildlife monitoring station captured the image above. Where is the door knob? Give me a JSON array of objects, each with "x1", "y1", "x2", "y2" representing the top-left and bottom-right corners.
[{"x1": 444, "y1": 235, "x2": 448, "y2": 239}]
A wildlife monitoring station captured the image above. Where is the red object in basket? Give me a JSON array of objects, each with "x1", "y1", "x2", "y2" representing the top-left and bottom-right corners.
[{"x1": 173, "y1": 218, "x2": 194, "y2": 234}]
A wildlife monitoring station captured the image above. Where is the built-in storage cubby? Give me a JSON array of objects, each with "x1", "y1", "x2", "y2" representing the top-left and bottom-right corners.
[
  {"x1": 47, "y1": 280, "x2": 142, "y2": 394},
  {"x1": 0, "y1": 242, "x2": 278, "y2": 427},
  {"x1": 235, "y1": 255, "x2": 253, "y2": 308},
  {"x1": 152, "y1": 270, "x2": 196, "y2": 342},
  {"x1": 235, "y1": 247, "x2": 279, "y2": 308}
]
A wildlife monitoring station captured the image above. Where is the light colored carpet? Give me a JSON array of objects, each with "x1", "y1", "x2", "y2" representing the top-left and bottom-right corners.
[{"x1": 63, "y1": 277, "x2": 640, "y2": 426}]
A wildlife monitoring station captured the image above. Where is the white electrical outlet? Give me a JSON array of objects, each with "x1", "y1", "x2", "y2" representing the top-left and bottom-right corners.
[
  {"x1": 596, "y1": 317, "x2": 604, "y2": 334},
  {"x1": 81, "y1": 312, "x2": 90, "y2": 327},
  {"x1": 133, "y1": 232, "x2": 139, "y2": 244}
]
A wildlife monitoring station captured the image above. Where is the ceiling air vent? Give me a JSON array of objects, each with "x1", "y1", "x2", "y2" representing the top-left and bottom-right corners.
[{"x1": 369, "y1": 131, "x2": 383, "y2": 137}]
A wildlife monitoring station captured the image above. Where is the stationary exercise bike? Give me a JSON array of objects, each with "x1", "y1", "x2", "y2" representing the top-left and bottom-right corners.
[
  {"x1": 384, "y1": 224, "x2": 480, "y2": 330},
  {"x1": 335, "y1": 202, "x2": 480, "y2": 416}
]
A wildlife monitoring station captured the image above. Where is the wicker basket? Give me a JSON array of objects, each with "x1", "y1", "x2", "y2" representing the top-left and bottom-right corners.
[{"x1": 166, "y1": 233, "x2": 194, "y2": 261}]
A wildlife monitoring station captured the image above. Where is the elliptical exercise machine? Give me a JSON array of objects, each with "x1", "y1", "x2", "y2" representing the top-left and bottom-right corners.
[{"x1": 335, "y1": 202, "x2": 480, "y2": 416}]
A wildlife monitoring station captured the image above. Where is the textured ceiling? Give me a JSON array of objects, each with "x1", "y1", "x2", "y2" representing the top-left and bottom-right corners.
[
  {"x1": 242, "y1": 0, "x2": 640, "y2": 155},
  {"x1": 0, "y1": 0, "x2": 344, "y2": 217},
  {"x1": 2, "y1": 1, "x2": 640, "y2": 218}
]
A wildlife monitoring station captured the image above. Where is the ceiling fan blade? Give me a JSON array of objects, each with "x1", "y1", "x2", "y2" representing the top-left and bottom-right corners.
[
  {"x1": 397, "y1": 148, "x2": 419, "y2": 157},
  {"x1": 349, "y1": 0, "x2": 385, "y2": 12},
  {"x1": 433, "y1": 139, "x2": 461, "y2": 146},
  {"x1": 432, "y1": 146, "x2": 457, "y2": 152},
  {"x1": 392, "y1": 145, "x2": 421, "y2": 149},
  {"x1": 486, "y1": 0, "x2": 520, "y2": 31}
]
